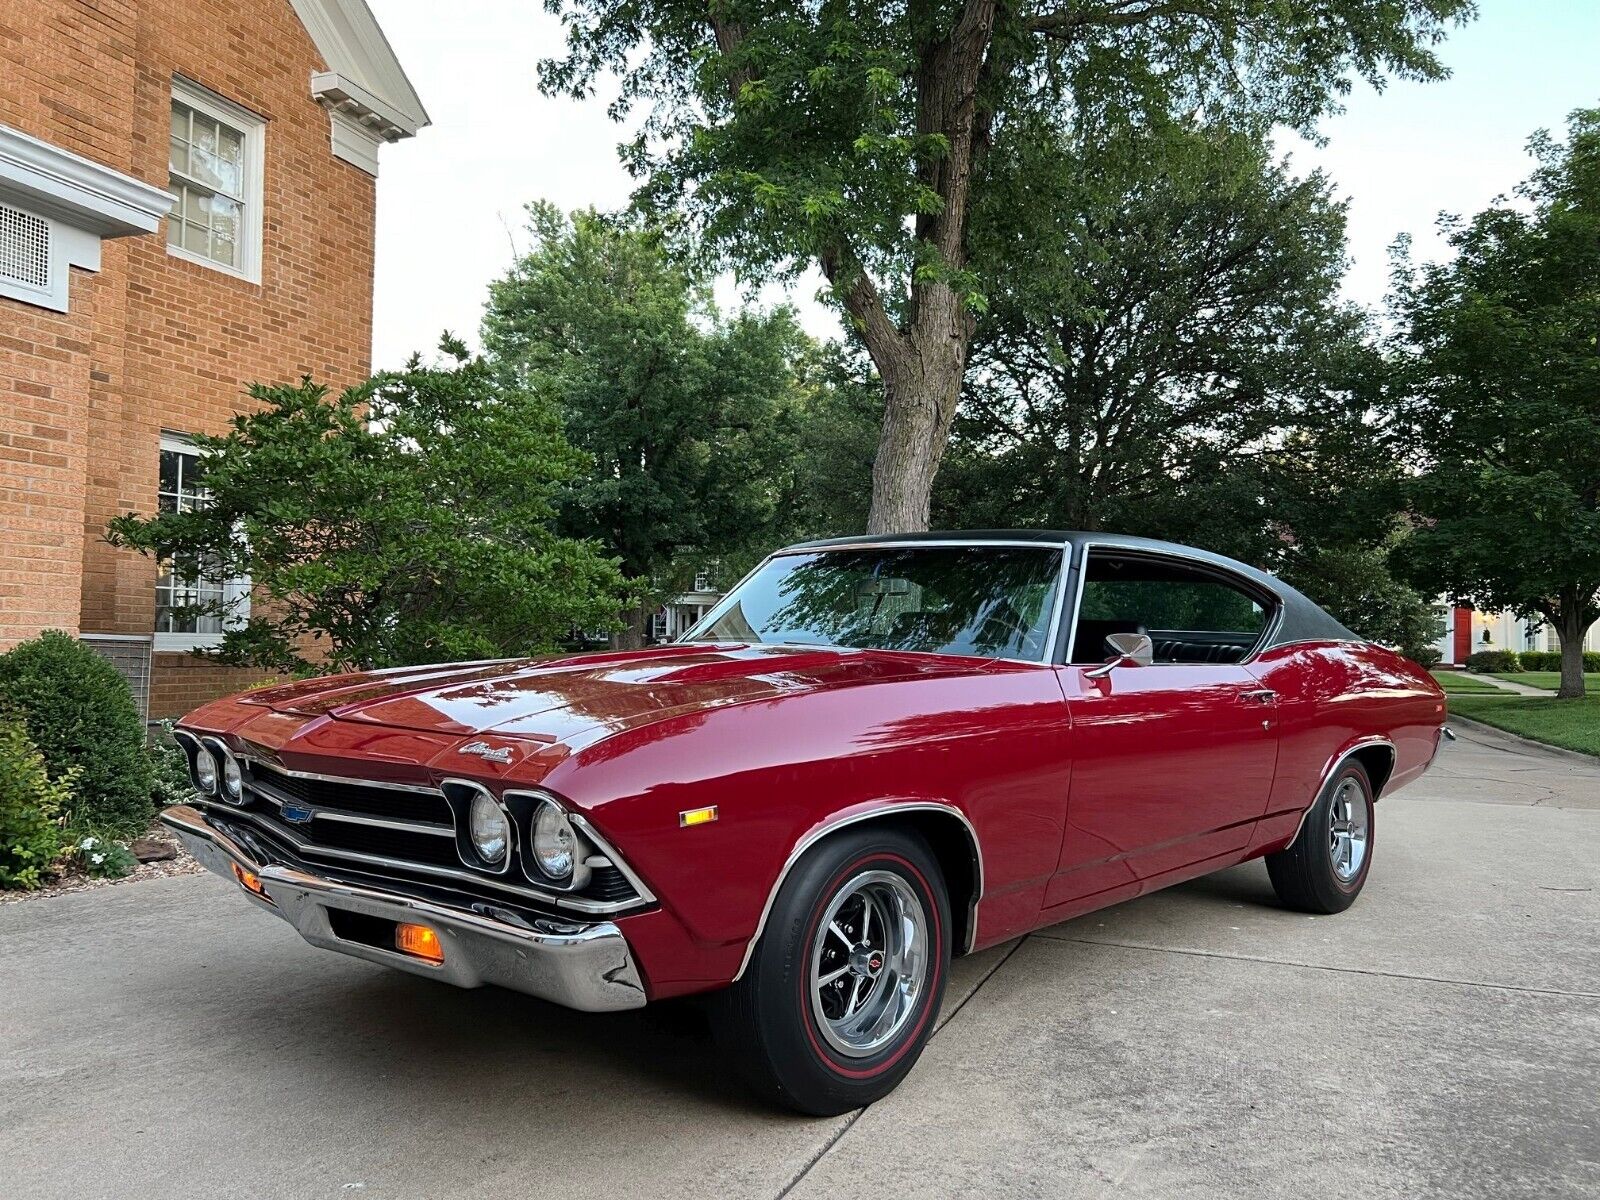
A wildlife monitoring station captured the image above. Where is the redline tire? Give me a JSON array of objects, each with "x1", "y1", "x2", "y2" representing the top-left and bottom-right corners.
[
  {"x1": 717, "y1": 826, "x2": 950, "y2": 1116},
  {"x1": 1267, "y1": 761, "x2": 1375, "y2": 914}
]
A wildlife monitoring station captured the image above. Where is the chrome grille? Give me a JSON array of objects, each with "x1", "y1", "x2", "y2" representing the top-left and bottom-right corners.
[
  {"x1": 247, "y1": 762, "x2": 451, "y2": 825},
  {"x1": 230, "y1": 759, "x2": 648, "y2": 913}
]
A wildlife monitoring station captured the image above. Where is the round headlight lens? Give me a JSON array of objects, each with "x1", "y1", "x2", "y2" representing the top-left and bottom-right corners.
[
  {"x1": 531, "y1": 800, "x2": 576, "y2": 880},
  {"x1": 468, "y1": 792, "x2": 510, "y2": 866},
  {"x1": 194, "y1": 746, "x2": 218, "y2": 795},
  {"x1": 221, "y1": 751, "x2": 244, "y2": 803}
]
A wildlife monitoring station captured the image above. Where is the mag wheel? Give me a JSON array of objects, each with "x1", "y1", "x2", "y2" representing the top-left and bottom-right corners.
[
  {"x1": 1267, "y1": 760, "x2": 1375, "y2": 914},
  {"x1": 719, "y1": 826, "x2": 950, "y2": 1116}
]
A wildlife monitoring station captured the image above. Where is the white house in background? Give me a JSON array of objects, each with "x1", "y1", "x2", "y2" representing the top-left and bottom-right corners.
[
  {"x1": 650, "y1": 570, "x2": 723, "y2": 643},
  {"x1": 1434, "y1": 604, "x2": 1600, "y2": 665}
]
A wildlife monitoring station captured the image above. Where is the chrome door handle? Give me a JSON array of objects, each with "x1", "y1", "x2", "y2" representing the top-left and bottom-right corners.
[{"x1": 1239, "y1": 688, "x2": 1276, "y2": 705}]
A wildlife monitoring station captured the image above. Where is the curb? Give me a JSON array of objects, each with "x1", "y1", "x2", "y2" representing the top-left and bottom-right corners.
[{"x1": 1447, "y1": 714, "x2": 1600, "y2": 765}]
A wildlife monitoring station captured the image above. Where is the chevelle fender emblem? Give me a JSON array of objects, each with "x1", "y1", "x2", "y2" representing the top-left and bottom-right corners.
[
  {"x1": 280, "y1": 803, "x2": 315, "y2": 825},
  {"x1": 459, "y1": 740, "x2": 515, "y2": 763}
]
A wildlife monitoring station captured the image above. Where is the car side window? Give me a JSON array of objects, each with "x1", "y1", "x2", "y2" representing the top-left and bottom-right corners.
[{"x1": 1071, "y1": 552, "x2": 1275, "y2": 665}]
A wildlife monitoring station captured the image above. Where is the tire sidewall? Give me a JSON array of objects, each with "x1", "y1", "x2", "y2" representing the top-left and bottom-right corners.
[{"x1": 751, "y1": 829, "x2": 950, "y2": 1110}]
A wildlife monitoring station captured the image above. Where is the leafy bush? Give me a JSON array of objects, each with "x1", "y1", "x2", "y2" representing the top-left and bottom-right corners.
[
  {"x1": 148, "y1": 722, "x2": 199, "y2": 808},
  {"x1": 1474, "y1": 649, "x2": 1599, "y2": 673},
  {"x1": 1464, "y1": 649, "x2": 1521, "y2": 673},
  {"x1": 0, "y1": 632, "x2": 154, "y2": 836},
  {"x1": 67, "y1": 834, "x2": 137, "y2": 880},
  {"x1": 0, "y1": 713, "x2": 72, "y2": 890},
  {"x1": 1402, "y1": 645, "x2": 1443, "y2": 669},
  {"x1": 1518, "y1": 650, "x2": 1560, "y2": 671}
]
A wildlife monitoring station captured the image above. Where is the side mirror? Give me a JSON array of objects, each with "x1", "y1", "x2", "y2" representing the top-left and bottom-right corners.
[{"x1": 1084, "y1": 632, "x2": 1154, "y2": 680}]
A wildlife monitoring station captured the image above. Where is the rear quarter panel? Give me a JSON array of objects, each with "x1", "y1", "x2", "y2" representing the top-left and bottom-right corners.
[
  {"x1": 1247, "y1": 641, "x2": 1446, "y2": 855},
  {"x1": 542, "y1": 663, "x2": 1073, "y2": 989}
]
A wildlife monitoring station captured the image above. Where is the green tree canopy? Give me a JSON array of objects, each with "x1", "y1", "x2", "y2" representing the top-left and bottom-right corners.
[
  {"x1": 1390, "y1": 108, "x2": 1600, "y2": 698},
  {"x1": 107, "y1": 340, "x2": 633, "y2": 673},
  {"x1": 921, "y1": 116, "x2": 1428, "y2": 646},
  {"x1": 540, "y1": 0, "x2": 1473, "y2": 532},
  {"x1": 483, "y1": 204, "x2": 810, "y2": 644}
]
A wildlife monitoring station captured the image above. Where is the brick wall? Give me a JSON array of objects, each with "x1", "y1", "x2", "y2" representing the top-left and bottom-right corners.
[{"x1": 1, "y1": 0, "x2": 377, "y2": 718}]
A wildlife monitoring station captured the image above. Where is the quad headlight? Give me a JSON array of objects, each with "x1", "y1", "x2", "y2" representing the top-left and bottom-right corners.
[
  {"x1": 468, "y1": 791, "x2": 511, "y2": 866},
  {"x1": 220, "y1": 747, "x2": 244, "y2": 803},
  {"x1": 193, "y1": 745, "x2": 219, "y2": 795},
  {"x1": 530, "y1": 799, "x2": 577, "y2": 881}
]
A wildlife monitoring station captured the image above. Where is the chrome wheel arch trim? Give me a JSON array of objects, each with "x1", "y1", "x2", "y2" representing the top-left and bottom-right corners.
[
  {"x1": 731, "y1": 801, "x2": 985, "y2": 983},
  {"x1": 1287, "y1": 736, "x2": 1395, "y2": 847}
]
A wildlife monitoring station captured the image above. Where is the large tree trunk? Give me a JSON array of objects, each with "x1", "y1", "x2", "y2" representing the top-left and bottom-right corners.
[
  {"x1": 610, "y1": 600, "x2": 652, "y2": 651},
  {"x1": 1556, "y1": 605, "x2": 1589, "y2": 699},
  {"x1": 866, "y1": 295, "x2": 971, "y2": 533}
]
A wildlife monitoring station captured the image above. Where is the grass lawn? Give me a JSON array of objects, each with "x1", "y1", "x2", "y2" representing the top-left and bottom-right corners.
[
  {"x1": 1447, "y1": 694, "x2": 1600, "y2": 757},
  {"x1": 1489, "y1": 671, "x2": 1600, "y2": 692},
  {"x1": 1430, "y1": 670, "x2": 1504, "y2": 694}
]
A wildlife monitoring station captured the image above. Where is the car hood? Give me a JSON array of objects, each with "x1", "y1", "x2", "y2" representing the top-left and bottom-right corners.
[{"x1": 241, "y1": 643, "x2": 997, "y2": 742}]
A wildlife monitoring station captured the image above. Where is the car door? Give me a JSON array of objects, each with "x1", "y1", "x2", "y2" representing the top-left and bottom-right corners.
[{"x1": 1044, "y1": 548, "x2": 1280, "y2": 908}]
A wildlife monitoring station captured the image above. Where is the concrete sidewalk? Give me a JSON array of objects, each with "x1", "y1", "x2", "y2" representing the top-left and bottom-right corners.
[{"x1": 3, "y1": 733, "x2": 1596, "y2": 1199}]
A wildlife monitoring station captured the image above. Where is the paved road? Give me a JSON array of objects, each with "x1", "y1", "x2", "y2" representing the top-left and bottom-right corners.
[{"x1": 5, "y1": 728, "x2": 1597, "y2": 1199}]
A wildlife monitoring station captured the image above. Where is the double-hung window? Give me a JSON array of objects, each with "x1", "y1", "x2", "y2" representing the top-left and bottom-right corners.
[
  {"x1": 167, "y1": 78, "x2": 264, "y2": 281},
  {"x1": 154, "y1": 434, "x2": 249, "y2": 651}
]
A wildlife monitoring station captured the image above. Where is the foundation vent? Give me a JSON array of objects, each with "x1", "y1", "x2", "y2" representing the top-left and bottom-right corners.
[{"x1": 0, "y1": 203, "x2": 51, "y2": 290}]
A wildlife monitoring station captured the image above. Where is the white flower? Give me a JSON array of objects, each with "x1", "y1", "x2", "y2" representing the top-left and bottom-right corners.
[
  {"x1": 80, "y1": 836, "x2": 98, "y2": 850},
  {"x1": 91, "y1": 853, "x2": 105, "y2": 865}
]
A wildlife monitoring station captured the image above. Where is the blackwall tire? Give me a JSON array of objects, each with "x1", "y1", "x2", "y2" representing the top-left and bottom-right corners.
[
  {"x1": 717, "y1": 825, "x2": 951, "y2": 1116},
  {"x1": 1266, "y1": 760, "x2": 1375, "y2": 915}
]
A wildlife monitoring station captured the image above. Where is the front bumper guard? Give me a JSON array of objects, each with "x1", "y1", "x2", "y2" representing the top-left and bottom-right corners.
[{"x1": 160, "y1": 805, "x2": 647, "y2": 1012}]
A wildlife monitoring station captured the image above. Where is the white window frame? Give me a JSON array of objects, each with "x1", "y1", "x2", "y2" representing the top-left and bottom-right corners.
[
  {"x1": 153, "y1": 432, "x2": 251, "y2": 653},
  {"x1": 165, "y1": 78, "x2": 265, "y2": 284}
]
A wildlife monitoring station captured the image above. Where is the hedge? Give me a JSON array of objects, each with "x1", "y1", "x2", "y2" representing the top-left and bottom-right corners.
[
  {"x1": 1464, "y1": 648, "x2": 1600, "y2": 674},
  {"x1": 0, "y1": 631, "x2": 154, "y2": 836}
]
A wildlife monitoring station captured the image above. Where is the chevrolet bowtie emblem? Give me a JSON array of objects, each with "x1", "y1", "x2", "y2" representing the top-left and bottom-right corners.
[{"x1": 459, "y1": 740, "x2": 514, "y2": 763}]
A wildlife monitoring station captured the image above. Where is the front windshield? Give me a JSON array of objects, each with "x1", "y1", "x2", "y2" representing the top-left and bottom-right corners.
[{"x1": 687, "y1": 545, "x2": 1064, "y2": 661}]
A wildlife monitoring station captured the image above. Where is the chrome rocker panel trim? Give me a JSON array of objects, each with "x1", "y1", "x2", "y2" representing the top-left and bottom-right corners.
[{"x1": 160, "y1": 804, "x2": 647, "y2": 1013}]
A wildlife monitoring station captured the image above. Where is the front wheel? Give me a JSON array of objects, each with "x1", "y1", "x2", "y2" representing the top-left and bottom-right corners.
[
  {"x1": 1266, "y1": 760, "x2": 1375, "y2": 914},
  {"x1": 718, "y1": 826, "x2": 950, "y2": 1116}
]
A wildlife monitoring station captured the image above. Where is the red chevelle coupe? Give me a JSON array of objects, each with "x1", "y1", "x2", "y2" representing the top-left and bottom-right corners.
[{"x1": 163, "y1": 532, "x2": 1447, "y2": 1114}]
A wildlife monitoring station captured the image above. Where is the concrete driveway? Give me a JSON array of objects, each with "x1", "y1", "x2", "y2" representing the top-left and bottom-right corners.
[{"x1": 5, "y1": 726, "x2": 1597, "y2": 1200}]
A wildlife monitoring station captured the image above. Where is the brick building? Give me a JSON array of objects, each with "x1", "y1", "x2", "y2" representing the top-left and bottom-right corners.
[{"x1": 0, "y1": 0, "x2": 425, "y2": 720}]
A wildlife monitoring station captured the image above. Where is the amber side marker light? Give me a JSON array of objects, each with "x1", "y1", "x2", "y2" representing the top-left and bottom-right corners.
[
  {"x1": 395, "y1": 923, "x2": 444, "y2": 965},
  {"x1": 679, "y1": 805, "x2": 719, "y2": 828},
  {"x1": 231, "y1": 864, "x2": 272, "y2": 905}
]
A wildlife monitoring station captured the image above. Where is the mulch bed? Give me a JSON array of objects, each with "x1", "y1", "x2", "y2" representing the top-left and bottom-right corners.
[{"x1": 0, "y1": 820, "x2": 202, "y2": 905}]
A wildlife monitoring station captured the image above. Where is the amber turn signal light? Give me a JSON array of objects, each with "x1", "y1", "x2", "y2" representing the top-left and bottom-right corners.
[
  {"x1": 679, "y1": 805, "x2": 719, "y2": 827},
  {"x1": 231, "y1": 863, "x2": 272, "y2": 905},
  {"x1": 395, "y1": 922, "x2": 444, "y2": 965}
]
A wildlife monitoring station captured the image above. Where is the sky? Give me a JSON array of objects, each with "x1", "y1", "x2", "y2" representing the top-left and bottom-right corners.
[{"x1": 366, "y1": 0, "x2": 1600, "y2": 371}]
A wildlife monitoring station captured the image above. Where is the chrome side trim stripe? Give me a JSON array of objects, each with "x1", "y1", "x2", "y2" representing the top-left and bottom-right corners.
[{"x1": 731, "y1": 801, "x2": 985, "y2": 982}]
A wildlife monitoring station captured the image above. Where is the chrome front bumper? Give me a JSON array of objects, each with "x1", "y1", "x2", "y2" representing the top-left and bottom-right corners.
[{"x1": 160, "y1": 805, "x2": 647, "y2": 1012}]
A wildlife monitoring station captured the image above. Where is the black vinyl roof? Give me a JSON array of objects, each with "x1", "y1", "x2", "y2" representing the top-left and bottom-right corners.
[{"x1": 781, "y1": 530, "x2": 1362, "y2": 651}]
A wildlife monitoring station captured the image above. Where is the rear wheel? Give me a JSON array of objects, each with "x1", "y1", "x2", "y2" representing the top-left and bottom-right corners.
[
  {"x1": 718, "y1": 826, "x2": 950, "y2": 1116},
  {"x1": 1266, "y1": 761, "x2": 1374, "y2": 914}
]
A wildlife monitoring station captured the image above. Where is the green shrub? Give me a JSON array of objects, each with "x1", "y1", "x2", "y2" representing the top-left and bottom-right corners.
[
  {"x1": 1465, "y1": 649, "x2": 1521, "y2": 673},
  {"x1": 0, "y1": 713, "x2": 72, "y2": 890},
  {"x1": 149, "y1": 721, "x2": 199, "y2": 808},
  {"x1": 0, "y1": 631, "x2": 154, "y2": 836},
  {"x1": 1402, "y1": 645, "x2": 1443, "y2": 669},
  {"x1": 1480, "y1": 649, "x2": 1599, "y2": 673},
  {"x1": 66, "y1": 834, "x2": 138, "y2": 879}
]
